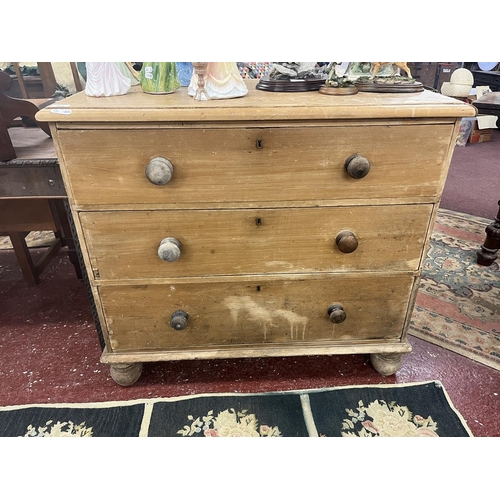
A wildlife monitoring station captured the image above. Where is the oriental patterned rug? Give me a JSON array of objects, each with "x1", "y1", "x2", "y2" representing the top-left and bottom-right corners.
[
  {"x1": 0, "y1": 381, "x2": 472, "y2": 437},
  {"x1": 409, "y1": 209, "x2": 500, "y2": 371}
]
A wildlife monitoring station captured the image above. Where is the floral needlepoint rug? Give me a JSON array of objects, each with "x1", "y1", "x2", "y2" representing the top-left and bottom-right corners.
[
  {"x1": 410, "y1": 209, "x2": 500, "y2": 371},
  {"x1": 0, "y1": 381, "x2": 472, "y2": 437}
]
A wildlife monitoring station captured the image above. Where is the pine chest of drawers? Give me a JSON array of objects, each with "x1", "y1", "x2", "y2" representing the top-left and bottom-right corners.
[{"x1": 37, "y1": 81, "x2": 475, "y2": 385}]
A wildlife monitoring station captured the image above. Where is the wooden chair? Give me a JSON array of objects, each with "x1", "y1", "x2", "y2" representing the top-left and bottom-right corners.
[
  {"x1": 0, "y1": 199, "x2": 77, "y2": 284},
  {"x1": 0, "y1": 63, "x2": 83, "y2": 283},
  {"x1": 7, "y1": 62, "x2": 83, "y2": 99},
  {"x1": 0, "y1": 63, "x2": 83, "y2": 162},
  {"x1": 0, "y1": 126, "x2": 83, "y2": 284},
  {"x1": 0, "y1": 67, "x2": 52, "y2": 162}
]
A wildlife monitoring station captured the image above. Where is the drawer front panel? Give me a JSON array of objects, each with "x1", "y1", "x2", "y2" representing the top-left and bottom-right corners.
[
  {"x1": 60, "y1": 125, "x2": 453, "y2": 205},
  {"x1": 100, "y1": 274, "x2": 414, "y2": 352},
  {"x1": 81, "y1": 204, "x2": 432, "y2": 279}
]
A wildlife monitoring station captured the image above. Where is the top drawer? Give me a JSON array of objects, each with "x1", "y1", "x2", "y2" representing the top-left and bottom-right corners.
[{"x1": 58, "y1": 124, "x2": 454, "y2": 206}]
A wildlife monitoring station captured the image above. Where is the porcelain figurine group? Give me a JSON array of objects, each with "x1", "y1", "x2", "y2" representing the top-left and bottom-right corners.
[
  {"x1": 83, "y1": 62, "x2": 415, "y2": 99},
  {"x1": 84, "y1": 62, "x2": 248, "y2": 100}
]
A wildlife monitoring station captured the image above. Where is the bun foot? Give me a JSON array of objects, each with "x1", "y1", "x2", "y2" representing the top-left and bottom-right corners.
[
  {"x1": 110, "y1": 362, "x2": 143, "y2": 386},
  {"x1": 370, "y1": 353, "x2": 403, "y2": 376}
]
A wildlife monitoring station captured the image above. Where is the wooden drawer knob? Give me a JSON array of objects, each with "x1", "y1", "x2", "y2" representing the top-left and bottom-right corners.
[
  {"x1": 345, "y1": 154, "x2": 371, "y2": 179},
  {"x1": 328, "y1": 303, "x2": 346, "y2": 324},
  {"x1": 158, "y1": 237, "x2": 182, "y2": 262},
  {"x1": 170, "y1": 310, "x2": 189, "y2": 330},
  {"x1": 145, "y1": 157, "x2": 174, "y2": 185},
  {"x1": 335, "y1": 230, "x2": 358, "y2": 253}
]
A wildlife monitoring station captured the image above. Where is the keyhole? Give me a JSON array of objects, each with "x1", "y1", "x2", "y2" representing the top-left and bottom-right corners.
[
  {"x1": 256, "y1": 139, "x2": 263, "y2": 149},
  {"x1": 256, "y1": 217, "x2": 262, "y2": 226}
]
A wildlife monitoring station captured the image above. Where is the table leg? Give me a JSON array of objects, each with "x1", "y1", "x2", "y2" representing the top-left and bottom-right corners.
[
  {"x1": 49, "y1": 199, "x2": 83, "y2": 280},
  {"x1": 477, "y1": 200, "x2": 500, "y2": 266}
]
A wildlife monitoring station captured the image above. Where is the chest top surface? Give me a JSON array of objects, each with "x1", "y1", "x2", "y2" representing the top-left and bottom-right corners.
[{"x1": 36, "y1": 80, "x2": 476, "y2": 124}]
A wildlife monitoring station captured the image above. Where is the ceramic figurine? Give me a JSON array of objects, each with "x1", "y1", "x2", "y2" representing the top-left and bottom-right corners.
[
  {"x1": 370, "y1": 62, "x2": 412, "y2": 79},
  {"x1": 84, "y1": 62, "x2": 132, "y2": 97},
  {"x1": 138, "y1": 62, "x2": 180, "y2": 94},
  {"x1": 176, "y1": 62, "x2": 194, "y2": 86},
  {"x1": 115, "y1": 62, "x2": 140, "y2": 86},
  {"x1": 188, "y1": 62, "x2": 248, "y2": 100},
  {"x1": 268, "y1": 62, "x2": 323, "y2": 80},
  {"x1": 191, "y1": 62, "x2": 210, "y2": 100},
  {"x1": 345, "y1": 62, "x2": 392, "y2": 80},
  {"x1": 319, "y1": 62, "x2": 357, "y2": 95}
]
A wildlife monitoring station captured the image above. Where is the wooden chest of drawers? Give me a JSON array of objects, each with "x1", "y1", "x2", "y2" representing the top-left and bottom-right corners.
[{"x1": 38, "y1": 81, "x2": 475, "y2": 385}]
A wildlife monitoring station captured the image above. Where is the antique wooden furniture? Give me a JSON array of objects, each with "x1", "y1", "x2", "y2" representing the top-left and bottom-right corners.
[
  {"x1": 472, "y1": 70, "x2": 500, "y2": 92},
  {"x1": 4, "y1": 62, "x2": 83, "y2": 100},
  {"x1": 408, "y1": 62, "x2": 462, "y2": 91},
  {"x1": 0, "y1": 127, "x2": 82, "y2": 284},
  {"x1": 473, "y1": 92, "x2": 500, "y2": 266},
  {"x1": 37, "y1": 81, "x2": 475, "y2": 385},
  {"x1": 1, "y1": 63, "x2": 84, "y2": 161},
  {"x1": 0, "y1": 69, "x2": 52, "y2": 162},
  {"x1": 477, "y1": 200, "x2": 500, "y2": 266},
  {"x1": 473, "y1": 91, "x2": 500, "y2": 128}
]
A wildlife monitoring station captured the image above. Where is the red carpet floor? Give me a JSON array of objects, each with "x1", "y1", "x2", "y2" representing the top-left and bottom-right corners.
[
  {"x1": 0, "y1": 247, "x2": 499, "y2": 437},
  {"x1": 441, "y1": 128, "x2": 500, "y2": 220}
]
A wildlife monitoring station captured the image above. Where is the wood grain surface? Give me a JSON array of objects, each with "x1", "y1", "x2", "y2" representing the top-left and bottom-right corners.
[
  {"x1": 36, "y1": 80, "x2": 476, "y2": 123},
  {"x1": 58, "y1": 124, "x2": 454, "y2": 206},
  {"x1": 99, "y1": 274, "x2": 414, "y2": 352},
  {"x1": 38, "y1": 81, "x2": 474, "y2": 378},
  {"x1": 80, "y1": 204, "x2": 432, "y2": 280}
]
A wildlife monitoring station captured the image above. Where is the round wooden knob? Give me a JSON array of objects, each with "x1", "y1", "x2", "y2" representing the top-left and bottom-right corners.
[
  {"x1": 170, "y1": 310, "x2": 189, "y2": 330},
  {"x1": 335, "y1": 230, "x2": 358, "y2": 253},
  {"x1": 345, "y1": 154, "x2": 371, "y2": 179},
  {"x1": 145, "y1": 157, "x2": 174, "y2": 185},
  {"x1": 328, "y1": 303, "x2": 346, "y2": 324},
  {"x1": 158, "y1": 237, "x2": 181, "y2": 262}
]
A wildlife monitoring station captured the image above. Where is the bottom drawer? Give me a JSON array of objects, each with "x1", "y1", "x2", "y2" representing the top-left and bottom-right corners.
[{"x1": 100, "y1": 274, "x2": 415, "y2": 352}]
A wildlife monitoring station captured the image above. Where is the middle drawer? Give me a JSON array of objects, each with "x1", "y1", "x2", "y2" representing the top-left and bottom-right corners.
[{"x1": 80, "y1": 204, "x2": 432, "y2": 280}]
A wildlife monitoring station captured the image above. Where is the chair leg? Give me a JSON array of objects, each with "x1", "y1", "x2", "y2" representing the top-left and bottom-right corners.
[
  {"x1": 2, "y1": 197, "x2": 83, "y2": 284},
  {"x1": 7, "y1": 232, "x2": 39, "y2": 284},
  {"x1": 7, "y1": 231, "x2": 63, "y2": 285},
  {"x1": 477, "y1": 200, "x2": 500, "y2": 266},
  {"x1": 0, "y1": 107, "x2": 16, "y2": 161},
  {"x1": 49, "y1": 199, "x2": 83, "y2": 280}
]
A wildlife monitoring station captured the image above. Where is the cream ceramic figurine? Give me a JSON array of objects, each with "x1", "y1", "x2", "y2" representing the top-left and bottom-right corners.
[
  {"x1": 84, "y1": 62, "x2": 132, "y2": 97},
  {"x1": 188, "y1": 62, "x2": 248, "y2": 100}
]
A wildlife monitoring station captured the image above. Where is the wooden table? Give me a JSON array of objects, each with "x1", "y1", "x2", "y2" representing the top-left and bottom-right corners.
[
  {"x1": 472, "y1": 70, "x2": 500, "y2": 92},
  {"x1": 37, "y1": 81, "x2": 475, "y2": 385},
  {"x1": 472, "y1": 92, "x2": 500, "y2": 266},
  {"x1": 473, "y1": 91, "x2": 500, "y2": 127},
  {"x1": 0, "y1": 127, "x2": 82, "y2": 283}
]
